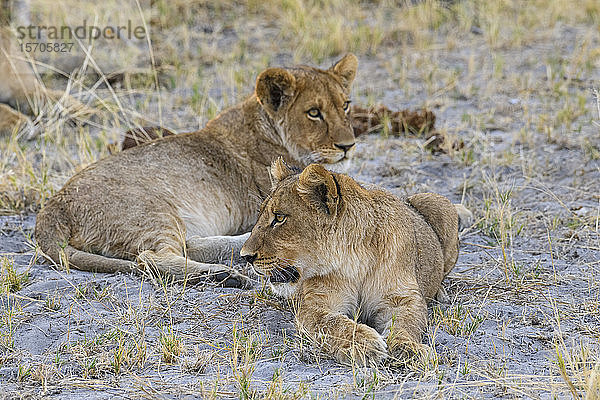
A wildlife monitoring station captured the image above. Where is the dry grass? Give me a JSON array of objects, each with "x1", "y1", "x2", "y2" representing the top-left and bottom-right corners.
[{"x1": 0, "y1": 0, "x2": 599, "y2": 398}]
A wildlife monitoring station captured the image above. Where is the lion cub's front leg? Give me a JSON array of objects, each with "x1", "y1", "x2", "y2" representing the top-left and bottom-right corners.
[
  {"x1": 295, "y1": 278, "x2": 387, "y2": 366},
  {"x1": 186, "y1": 233, "x2": 250, "y2": 265},
  {"x1": 375, "y1": 282, "x2": 429, "y2": 360}
]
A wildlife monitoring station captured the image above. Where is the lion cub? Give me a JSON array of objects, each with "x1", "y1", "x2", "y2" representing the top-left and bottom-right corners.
[{"x1": 240, "y1": 158, "x2": 460, "y2": 364}]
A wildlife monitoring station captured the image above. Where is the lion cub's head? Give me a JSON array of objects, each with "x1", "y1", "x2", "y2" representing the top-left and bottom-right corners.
[
  {"x1": 255, "y1": 54, "x2": 358, "y2": 165},
  {"x1": 241, "y1": 158, "x2": 348, "y2": 296}
]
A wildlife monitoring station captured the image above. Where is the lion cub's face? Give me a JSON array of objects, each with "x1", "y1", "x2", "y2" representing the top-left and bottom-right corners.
[
  {"x1": 255, "y1": 54, "x2": 358, "y2": 165},
  {"x1": 241, "y1": 159, "x2": 343, "y2": 293}
]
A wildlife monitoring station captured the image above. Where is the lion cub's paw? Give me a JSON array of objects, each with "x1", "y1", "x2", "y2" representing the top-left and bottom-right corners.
[
  {"x1": 386, "y1": 331, "x2": 429, "y2": 365},
  {"x1": 213, "y1": 269, "x2": 253, "y2": 289},
  {"x1": 389, "y1": 339, "x2": 429, "y2": 359},
  {"x1": 334, "y1": 324, "x2": 388, "y2": 366}
]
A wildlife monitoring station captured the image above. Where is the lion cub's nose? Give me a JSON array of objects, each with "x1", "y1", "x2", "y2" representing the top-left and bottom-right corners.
[
  {"x1": 241, "y1": 252, "x2": 257, "y2": 264},
  {"x1": 334, "y1": 143, "x2": 355, "y2": 153}
]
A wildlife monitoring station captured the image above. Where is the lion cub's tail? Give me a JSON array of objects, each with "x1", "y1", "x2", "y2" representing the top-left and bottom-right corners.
[{"x1": 35, "y1": 201, "x2": 135, "y2": 273}]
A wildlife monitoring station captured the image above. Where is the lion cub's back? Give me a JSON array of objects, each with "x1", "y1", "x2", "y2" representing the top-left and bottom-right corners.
[
  {"x1": 405, "y1": 193, "x2": 459, "y2": 277},
  {"x1": 40, "y1": 133, "x2": 248, "y2": 257}
]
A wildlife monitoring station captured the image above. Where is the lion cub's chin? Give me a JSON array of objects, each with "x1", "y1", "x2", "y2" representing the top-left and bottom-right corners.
[
  {"x1": 269, "y1": 281, "x2": 299, "y2": 299},
  {"x1": 324, "y1": 158, "x2": 352, "y2": 174}
]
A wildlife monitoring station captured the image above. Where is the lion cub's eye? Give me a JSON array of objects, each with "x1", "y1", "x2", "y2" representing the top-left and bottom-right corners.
[
  {"x1": 307, "y1": 108, "x2": 322, "y2": 120},
  {"x1": 271, "y1": 212, "x2": 287, "y2": 227},
  {"x1": 343, "y1": 101, "x2": 351, "y2": 113}
]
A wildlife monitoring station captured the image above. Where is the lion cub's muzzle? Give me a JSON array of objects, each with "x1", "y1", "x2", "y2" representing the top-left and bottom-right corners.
[{"x1": 241, "y1": 254, "x2": 300, "y2": 284}]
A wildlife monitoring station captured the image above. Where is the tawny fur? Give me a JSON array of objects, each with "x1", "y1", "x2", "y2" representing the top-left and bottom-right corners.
[
  {"x1": 35, "y1": 54, "x2": 359, "y2": 285},
  {"x1": 0, "y1": 103, "x2": 31, "y2": 135},
  {"x1": 241, "y1": 159, "x2": 461, "y2": 364},
  {"x1": 0, "y1": 27, "x2": 93, "y2": 136}
]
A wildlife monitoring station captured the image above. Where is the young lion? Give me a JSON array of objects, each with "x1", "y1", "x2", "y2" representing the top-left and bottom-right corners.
[
  {"x1": 35, "y1": 54, "x2": 358, "y2": 286},
  {"x1": 240, "y1": 158, "x2": 461, "y2": 364}
]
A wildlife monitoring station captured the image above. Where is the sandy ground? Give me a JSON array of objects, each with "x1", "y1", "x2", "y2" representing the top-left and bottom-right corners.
[{"x1": 1, "y1": 2, "x2": 600, "y2": 399}]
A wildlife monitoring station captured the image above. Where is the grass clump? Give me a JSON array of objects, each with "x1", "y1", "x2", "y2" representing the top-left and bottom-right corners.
[
  {"x1": 0, "y1": 257, "x2": 29, "y2": 294},
  {"x1": 159, "y1": 328, "x2": 183, "y2": 363},
  {"x1": 432, "y1": 303, "x2": 484, "y2": 337}
]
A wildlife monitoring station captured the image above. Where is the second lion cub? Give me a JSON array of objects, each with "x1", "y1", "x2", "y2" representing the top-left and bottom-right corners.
[{"x1": 241, "y1": 159, "x2": 461, "y2": 365}]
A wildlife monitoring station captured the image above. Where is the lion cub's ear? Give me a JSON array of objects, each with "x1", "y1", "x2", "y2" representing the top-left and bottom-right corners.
[
  {"x1": 330, "y1": 53, "x2": 358, "y2": 92},
  {"x1": 269, "y1": 157, "x2": 296, "y2": 186},
  {"x1": 256, "y1": 68, "x2": 296, "y2": 114},
  {"x1": 297, "y1": 164, "x2": 340, "y2": 216}
]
